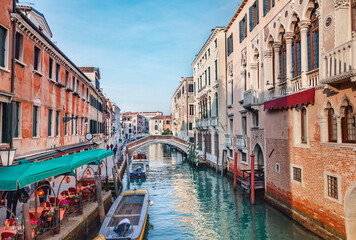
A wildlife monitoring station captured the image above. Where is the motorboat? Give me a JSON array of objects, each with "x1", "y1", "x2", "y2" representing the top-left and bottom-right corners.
[
  {"x1": 129, "y1": 161, "x2": 147, "y2": 178},
  {"x1": 97, "y1": 189, "x2": 152, "y2": 240}
]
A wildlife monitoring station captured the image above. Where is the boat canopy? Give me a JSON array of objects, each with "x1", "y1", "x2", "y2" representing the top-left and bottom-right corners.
[{"x1": 0, "y1": 149, "x2": 113, "y2": 191}]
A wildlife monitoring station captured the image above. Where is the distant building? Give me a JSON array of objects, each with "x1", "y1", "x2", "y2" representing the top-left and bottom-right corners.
[
  {"x1": 149, "y1": 115, "x2": 172, "y2": 135},
  {"x1": 120, "y1": 112, "x2": 145, "y2": 140},
  {"x1": 113, "y1": 104, "x2": 121, "y2": 144},
  {"x1": 171, "y1": 77, "x2": 195, "y2": 141},
  {"x1": 139, "y1": 111, "x2": 163, "y2": 133}
]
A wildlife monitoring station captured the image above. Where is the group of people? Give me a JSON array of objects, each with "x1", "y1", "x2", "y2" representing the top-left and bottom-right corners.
[{"x1": 107, "y1": 143, "x2": 119, "y2": 156}]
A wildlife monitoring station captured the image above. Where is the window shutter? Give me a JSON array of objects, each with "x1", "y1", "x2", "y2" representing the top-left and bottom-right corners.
[
  {"x1": 292, "y1": 44, "x2": 295, "y2": 78},
  {"x1": 231, "y1": 33, "x2": 233, "y2": 53},
  {"x1": 14, "y1": 102, "x2": 19, "y2": 137},
  {"x1": 239, "y1": 20, "x2": 243, "y2": 42},
  {"x1": 249, "y1": 6, "x2": 253, "y2": 31},
  {"x1": 256, "y1": 0, "x2": 259, "y2": 24},
  {"x1": 272, "y1": 0, "x2": 275, "y2": 7},
  {"x1": 314, "y1": 31, "x2": 319, "y2": 69},
  {"x1": 245, "y1": 14, "x2": 248, "y2": 37},
  {"x1": 227, "y1": 37, "x2": 230, "y2": 55},
  {"x1": 0, "y1": 26, "x2": 5, "y2": 68},
  {"x1": 263, "y1": 0, "x2": 268, "y2": 16}
]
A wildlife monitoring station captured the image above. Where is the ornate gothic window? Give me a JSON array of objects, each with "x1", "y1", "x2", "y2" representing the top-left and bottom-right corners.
[
  {"x1": 307, "y1": 8, "x2": 319, "y2": 71},
  {"x1": 292, "y1": 20, "x2": 301, "y2": 78},
  {"x1": 301, "y1": 108, "x2": 307, "y2": 144},
  {"x1": 342, "y1": 100, "x2": 356, "y2": 143},
  {"x1": 326, "y1": 103, "x2": 337, "y2": 142},
  {"x1": 279, "y1": 33, "x2": 287, "y2": 83}
]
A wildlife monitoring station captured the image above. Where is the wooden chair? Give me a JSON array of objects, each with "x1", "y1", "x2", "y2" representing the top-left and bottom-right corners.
[{"x1": 1, "y1": 232, "x2": 15, "y2": 240}]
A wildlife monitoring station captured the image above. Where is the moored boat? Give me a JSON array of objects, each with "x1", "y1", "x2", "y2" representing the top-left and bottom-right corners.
[
  {"x1": 97, "y1": 190, "x2": 152, "y2": 240},
  {"x1": 129, "y1": 161, "x2": 147, "y2": 178}
]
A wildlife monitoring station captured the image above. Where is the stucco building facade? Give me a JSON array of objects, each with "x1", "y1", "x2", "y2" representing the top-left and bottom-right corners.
[{"x1": 149, "y1": 115, "x2": 172, "y2": 135}]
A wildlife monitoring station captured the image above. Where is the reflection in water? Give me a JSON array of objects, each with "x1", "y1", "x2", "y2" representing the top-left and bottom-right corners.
[{"x1": 122, "y1": 144, "x2": 318, "y2": 240}]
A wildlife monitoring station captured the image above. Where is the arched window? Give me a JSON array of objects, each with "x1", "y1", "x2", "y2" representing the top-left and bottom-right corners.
[
  {"x1": 292, "y1": 20, "x2": 301, "y2": 78},
  {"x1": 301, "y1": 108, "x2": 307, "y2": 143},
  {"x1": 326, "y1": 103, "x2": 337, "y2": 142},
  {"x1": 279, "y1": 32, "x2": 287, "y2": 83},
  {"x1": 307, "y1": 8, "x2": 319, "y2": 71},
  {"x1": 342, "y1": 101, "x2": 356, "y2": 143},
  {"x1": 215, "y1": 93, "x2": 219, "y2": 117}
]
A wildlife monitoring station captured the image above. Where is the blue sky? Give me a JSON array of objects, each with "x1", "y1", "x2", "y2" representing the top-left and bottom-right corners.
[{"x1": 25, "y1": 0, "x2": 239, "y2": 114}]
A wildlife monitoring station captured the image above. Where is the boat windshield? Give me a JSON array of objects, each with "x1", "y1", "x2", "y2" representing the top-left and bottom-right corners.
[{"x1": 132, "y1": 163, "x2": 144, "y2": 171}]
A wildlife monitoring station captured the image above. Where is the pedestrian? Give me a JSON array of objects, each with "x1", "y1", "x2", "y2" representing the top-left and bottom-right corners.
[
  {"x1": 110, "y1": 143, "x2": 113, "y2": 151},
  {"x1": 113, "y1": 144, "x2": 118, "y2": 157},
  {"x1": 38, "y1": 179, "x2": 50, "y2": 204},
  {"x1": 106, "y1": 144, "x2": 110, "y2": 150},
  {"x1": 4, "y1": 190, "x2": 20, "y2": 219}
]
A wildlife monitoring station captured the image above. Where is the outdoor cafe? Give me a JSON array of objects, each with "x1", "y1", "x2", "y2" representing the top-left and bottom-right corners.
[{"x1": 0, "y1": 149, "x2": 113, "y2": 240}]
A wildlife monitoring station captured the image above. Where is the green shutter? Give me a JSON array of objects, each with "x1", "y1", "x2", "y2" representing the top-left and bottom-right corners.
[
  {"x1": 2, "y1": 103, "x2": 11, "y2": 143},
  {"x1": 249, "y1": 6, "x2": 253, "y2": 31},
  {"x1": 272, "y1": 0, "x2": 274, "y2": 7},
  {"x1": 64, "y1": 113, "x2": 67, "y2": 135},
  {"x1": 14, "y1": 102, "x2": 19, "y2": 138},
  {"x1": 239, "y1": 20, "x2": 243, "y2": 42},
  {"x1": 244, "y1": 14, "x2": 247, "y2": 37},
  {"x1": 231, "y1": 33, "x2": 233, "y2": 52},
  {"x1": 0, "y1": 26, "x2": 6, "y2": 68},
  {"x1": 48, "y1": 109, "x2": 52, "y2": 136},
  {"x1": 256, "y1": 0, "x2": 259, "y2": 24},
  {"x1": 32, "y1": 106, "x2": 37, "y2": 137}
]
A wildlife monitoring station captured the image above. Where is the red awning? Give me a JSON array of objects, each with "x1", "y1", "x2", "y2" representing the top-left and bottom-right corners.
[{"x1": 264, "y1": 88, "x2": 315, "y2": 110}]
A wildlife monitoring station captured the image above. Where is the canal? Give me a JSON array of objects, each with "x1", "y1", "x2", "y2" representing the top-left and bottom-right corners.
[{"x1": 116, "y1": 143, "x2": 319, "y2": 240}]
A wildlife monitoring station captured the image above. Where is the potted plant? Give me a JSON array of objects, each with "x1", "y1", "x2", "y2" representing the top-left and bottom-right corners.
[
  {"x1": 43, "y1": 210, "x2": 54, "y2": 221},
  {"x1": 59, "y1": 203, "x2": 69, "y2": 209},
  {"x1": 31, "y1": 223, "x2": 37, "y2": 235}
]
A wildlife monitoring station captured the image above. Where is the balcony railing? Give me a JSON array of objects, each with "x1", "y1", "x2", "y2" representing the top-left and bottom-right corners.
[
  {"x1": 307, "y1": 69, "x2": 319, "y2": 87},
  {"x1": 211, "y1": 117, "x2": 218, "y2": 127},
  {"x1": 243, "y1": 89, "x2": 260, "y2": 109},
  {"x1": 225, "y1": 134, "x2": 232, "y2": 146},
  {"x1": 235, "y1": 135, "x2": 247, "y2": 149},
  {"x1": 321, "y1": 38, "x2": 356, "y2": 84}
]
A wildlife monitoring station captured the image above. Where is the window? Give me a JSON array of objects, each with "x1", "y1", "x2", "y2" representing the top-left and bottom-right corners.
[
  {"x1": 32, "y1": 106, "x2": 39, "y2": 137},
  {"x1": 215, "y1": 93, "x2": 219, "y2": 116},
  {"x1": 64, "y1": 114, "x2": 68, "y2": 135},
  {"x1": 249, "y1": 1, "x2": 259, "y2": 31},
  {"x1": 188, "y1": 84, "x2": 193, "y2": 92},
  {"x1": 207, "y1": 67, "x2": 210, "y2": 85},
  {"x1": 214, "y1": 39, "x2": 217, "y2": 48},
  {"x1": 82, "y1": 84, "x2": 84, "y2": 97},
  {"x1": 81, "y1": 118, "x2": 84, "y2": 135},
  {"x1": 0, "y1": 25, "x2": 8, "y2": 68},
  {"x1": 292, "y1": 21, "x2": 301, "y2": 78},
  {"x1": 56, "y1": 63, "x2": 60, "y2": 83},
  {"x1": 227, "y1": 33, "x2": 233, "y2": 56},
  {"x1": 189, "y1": 122, "x2": 193, "y2": 130},
  {"x1": 72, "y1": 76, "x2": 75, "y2": 91},
  {"x1": 75, "y1": 117, "x2": 78, "y2": 135},
  {"x1": 155, "y1": 125, "x2": 158, "y2": 130},
  {"x1": 71, "y1": 115, "x2": 74, "y2": 135},
  {"x1": 56, "y1": 111, "x2": 60, "y2": 136},
  {"x1": 49, "y1": 58, "x2": 53, "y2": 79},
  {"x1": 189, "y1": 105, "x2": 194, "y2": 115},
  {"x1": 86, "y1": 88, "x2": 89, "y2": 100},
  {"x1": 239, "y1": 14, "x2": 248, "y2": 42},
  {"x1": 327, "y1": 175, "x2": 338, "y2": 199},
  {"x1": 76, "y1": 80, "x2": 79, "y2": 93},
  {"x1": 301, "y1": 108, "x2": 307, "y2": 143},
  {"x1": 307, "y1": 8, "x2": 319, "y2": 71},
  {"x1": 279, "y1": 32, "x2": 287, "y2": 83},
  {"x1": 208, "y1": 48, "x2": 210, "y2": 56},
  {"x1": 241, "y1": 152, "x2": 247, "y2": 163},
  {"x1": 229, "y1": 118, "x2": 234, "y2": 135},
  {"x1": 95, "y1": 78, "x2": 100, "y2": 89},
  {"x1": 242, "y1": 115, "x2": 247, "y2": 135},
  {"x1": 34, "y1": 46, "x2": 41, "y2": 71},
  {"x1": 13, "y1": 101, "x2": 21, "y2": 138},
  {"x1": 342, "y1": 101, "x2": 356, "y2": 143},
  {"x1": 252, "y1": 111, "x2": 259, "y2": 127},
  {"x1": 15, "y1": 32, "x2": 23, "y2": 61},
  {"x1": 65, "y1": 71, "x2": 69, "y2": 88},
  {"x1": 263, "y1": 0, "x2": 274, "y2": 16},
  {"x1": 48, "y1": 109, "x2": 52, "y2": 136},
  {"x1": 182, "y1": 86, "x2": 184, "y2": 94},
  {"x1": 352, "y1": 0, "x2": 356, "y2": 31},
  {"x1": 327, "y1": 103, "x2": 337, "y2": 142},
  {"x1": 275, "y1": 163, "x2": 280, "y2": 173},
  {"x1": 293, "y1": 167, "x2": 302, "y2": 182},
  {"x1": 215, "y1": 60, "x2": 218, "y2": 81},
  {"x1": 204, "y1": 70, "x2": 207, "y2": 85}
]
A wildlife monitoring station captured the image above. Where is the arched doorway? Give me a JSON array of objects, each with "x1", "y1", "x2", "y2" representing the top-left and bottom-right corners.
[
  {"x1": 345, "y1": 182, "x2": 356, "y2": 239},
  {"x1": 253, "y1": 143, "x2": 264, "y2": 170}
]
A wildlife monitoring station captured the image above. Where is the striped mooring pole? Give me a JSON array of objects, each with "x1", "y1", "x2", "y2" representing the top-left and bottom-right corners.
[
  {"x1": 195, "y1": 140, "x2": 199, "y2": 167},
  {"x1": 186, "y1": 140, "x2": 190, "y2": 162}
]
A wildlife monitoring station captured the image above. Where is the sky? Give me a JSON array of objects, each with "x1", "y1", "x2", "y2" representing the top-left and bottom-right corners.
[{"x1": 24, "y1": 0, "x2": 239, "y2": 114}]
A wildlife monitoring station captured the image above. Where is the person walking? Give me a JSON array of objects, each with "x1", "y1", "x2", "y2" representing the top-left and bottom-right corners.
[
  {"x1": 113, "y1": 144, "x2": 118, "y2": 157},
  {"x1": 4, "y1": 190, "x2": 20, "y2": 219},
  {"x1": 110, "y1": 143, "x2": 114, "y2": 151},
  {"x1": 106, "y1": 144, "x2": 110, "y2": 150}
]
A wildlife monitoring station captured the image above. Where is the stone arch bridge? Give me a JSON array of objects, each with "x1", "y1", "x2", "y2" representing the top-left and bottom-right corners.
[{"x1": 126, "y1": 135, "x2": 188, "y2": 157}]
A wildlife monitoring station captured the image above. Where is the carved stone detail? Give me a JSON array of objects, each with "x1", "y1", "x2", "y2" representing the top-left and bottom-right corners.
[{"x1": 334, "y1": 0, "x2": 350, "y2": 10}]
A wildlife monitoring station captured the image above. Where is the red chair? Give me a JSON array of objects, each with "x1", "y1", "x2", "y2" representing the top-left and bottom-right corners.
[
  {"x1": 49, "y1": 197, "x2": 58, "y2": 206},
  {"x1": 40, "y1": 201, "x2": 51, "y2": 208},
  {"x1": 1, "y1": 232, "x2": 15, "y2": 240},
  {"x1": 4, "y1": 218, "x2": 16, "y2": 227},
  {"x1": 68, "y1": 187, "x2": 76, "y2": 194},
  {"x1": 60, "y1": 191, "x2": 69, "y2": 197}
]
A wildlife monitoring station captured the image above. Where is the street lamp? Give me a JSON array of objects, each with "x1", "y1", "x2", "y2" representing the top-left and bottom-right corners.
[{"x1": 0, "y1": 148, "x2": 16, "y2": 166}]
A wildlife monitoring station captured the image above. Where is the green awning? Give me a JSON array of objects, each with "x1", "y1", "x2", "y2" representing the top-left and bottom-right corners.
[{"x1": 0, "y1": 149, "x2": 113, "y2": 191}]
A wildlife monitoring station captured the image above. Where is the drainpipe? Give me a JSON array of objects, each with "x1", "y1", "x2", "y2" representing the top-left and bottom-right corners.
[{"x1": 9, "y1": 0, "x2": 17, "y2": 149}]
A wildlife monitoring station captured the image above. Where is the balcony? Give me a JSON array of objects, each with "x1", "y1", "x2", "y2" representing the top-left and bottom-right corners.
[
  {"x1": 235, "y1": 135, "x2": 247, "y2": 149},
  {"x1": 211, "y1": 117, "x2": 218, "y2": 127},
  {"x1": 321, "y1": 38, "x2": 356, "y2": 85},
  {"x1": 243, "y1": 89, "x2": 260, "y2": 109},
  {"x1": 225, "y1": 134, "x2": 232, "y2": 146}
]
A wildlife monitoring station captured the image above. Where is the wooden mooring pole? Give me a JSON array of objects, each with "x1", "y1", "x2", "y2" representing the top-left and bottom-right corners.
[
  {"x1": 95, "y1": 173, "x2": 105, "y2": 223},
  {"x1": 251, "y1": 153, "x2": 255, "y2": 205},
  {"x1": 22, "y1": 204, "x2": 32, "y2": 240},
  {"x1": 112, "y1": 167, "x2": 119, "y2": 198},
  {"x1": 234, "y1": 151, "x2": 237, "y2": 189}
]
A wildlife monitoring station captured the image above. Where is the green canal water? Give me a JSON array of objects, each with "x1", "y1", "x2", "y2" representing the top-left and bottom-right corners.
[{"x1": 92, "y1": 143, "x2": 319, "y2": 240}]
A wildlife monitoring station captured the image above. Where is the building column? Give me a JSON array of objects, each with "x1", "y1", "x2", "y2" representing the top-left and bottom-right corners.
[
  {"x1": 273, "y1": 42, "x2": 282, "y2": 95},
  {"x1": 336, "y1": 114, "x2": 343, "y2": 143},
  {"x1": 250, "y1": 63, "x2": 258, "y2": 91},
  {"x1": 298, "y1": 20, "x2": 311, "y2": 88},
  {"x1": 285, "y1": 32, "x2": 293, "y2": 94}
]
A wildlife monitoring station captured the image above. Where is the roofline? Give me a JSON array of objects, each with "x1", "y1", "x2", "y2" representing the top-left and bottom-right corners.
[
  {"x1": 191, "y1": 27, "x2": 225, "y2": 65},
  {"x1": 225, "y1": 0, "x2": 247, "y2": 32},
  {"x1": 172, "y1": 77, "x2": 193, "y2": 98}
]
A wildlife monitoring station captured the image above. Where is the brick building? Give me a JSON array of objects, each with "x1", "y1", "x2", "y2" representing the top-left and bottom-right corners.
[{"x1": 224, "y1": 0, "x2": 356, "y2": 239}]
